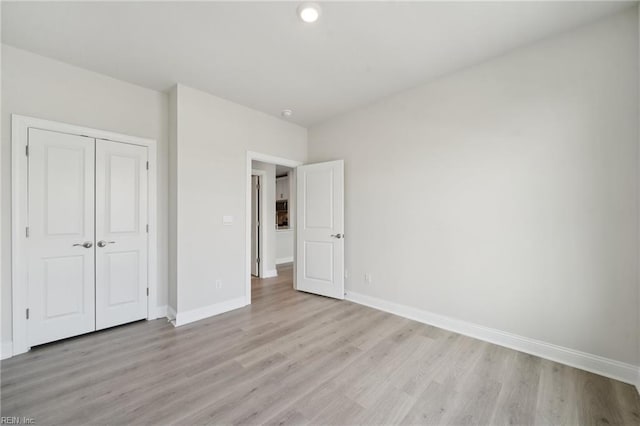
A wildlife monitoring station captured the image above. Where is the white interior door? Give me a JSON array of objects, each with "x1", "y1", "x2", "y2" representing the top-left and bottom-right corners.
[
  {"x1": 27, "y1": 129, "x2": 96, "y2": 346},
  {"x1": 251, "y1": 175, "x2": 260, "y2": 276},
  {"x1": 296, "y1": 160, "x2": 344, "y2": 299},
  {"x1": 95, "y1": 140, "x2": 148, "y2": 330}
]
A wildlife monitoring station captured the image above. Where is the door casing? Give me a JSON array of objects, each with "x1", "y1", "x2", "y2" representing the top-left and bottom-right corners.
[{"x1": 11, "y1": 114, "x2": 159, "y2": 357}]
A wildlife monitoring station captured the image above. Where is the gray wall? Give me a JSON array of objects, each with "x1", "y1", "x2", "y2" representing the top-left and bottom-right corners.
[
  {"x1": 308, "y1": 9, "x2": 639, "y2": 365},
  {"x1": 172, "y1": 84, "x2": 306, "y2": 314},
  {"x1": 1, "y1": 45, "x2": 170, "y2": 345}
]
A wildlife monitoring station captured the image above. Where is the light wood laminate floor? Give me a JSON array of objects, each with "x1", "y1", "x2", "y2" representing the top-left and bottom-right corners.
[{"x1": 2, "y1": 264, "x2": 639, "y2": 425}]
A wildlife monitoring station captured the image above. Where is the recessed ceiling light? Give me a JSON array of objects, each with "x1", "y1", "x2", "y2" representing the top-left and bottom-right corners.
[
  {"x1": 281, "y1": 109, "x2": 293, "y2": 118},
  {"x1": 297, "y1": 3, "x2": 321, "y2": 23}
]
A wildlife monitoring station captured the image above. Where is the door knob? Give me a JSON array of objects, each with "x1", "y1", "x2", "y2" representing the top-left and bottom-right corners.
[
  {"x1": 73, "y1": 241, "x2": 93, "y2": 248},
  {"x1": 330, "y1": 234, "x2": 344, "y2": 239},
  {"x1": 97, "y1": 240, "x2": 116, "y2": 248}
]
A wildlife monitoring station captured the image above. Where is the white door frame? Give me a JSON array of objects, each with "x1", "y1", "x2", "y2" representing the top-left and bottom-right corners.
[
  {"x1": 11, "y1": 114, "x2": 159, "y2": 357},
  {"x1": 251, "y1": 169, "x2": 266, "y2": 278},
  {"x1": 245, "y1": 151, "x2": 302, "y2": 305}
]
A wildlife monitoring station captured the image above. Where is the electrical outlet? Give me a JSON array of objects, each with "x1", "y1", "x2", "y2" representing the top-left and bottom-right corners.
[
  {"x1": 215, "y1": 280, "x2": 222, "y2": 289},
  {"x1": 365, "y1": 273, "x2": 372, "y2": 284}
]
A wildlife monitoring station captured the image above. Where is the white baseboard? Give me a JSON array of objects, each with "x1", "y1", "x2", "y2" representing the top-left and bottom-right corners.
[
  {"x1": 263, "y1": 269, "x2": 278, "y2": 278},
  {"x1": 1, "y1": 341, "x2": 13, "y2": 360},
  {"x1": 276, "y1": 257, "x2": 293, "y2": 265},
  {"x1": 345, "y1": 291, "x2": 639, "y2": 386},
  {"x1": 174, "y1": 297, "x2": 246, "y2": 327}
]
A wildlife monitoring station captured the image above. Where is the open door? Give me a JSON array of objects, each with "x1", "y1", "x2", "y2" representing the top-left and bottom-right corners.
[
  {"x1": 296, "y1": 160, "x2": 344, "y2": 299},
  {"x1": 251, "y1": 175, "x2": 260, "y2": 276}
]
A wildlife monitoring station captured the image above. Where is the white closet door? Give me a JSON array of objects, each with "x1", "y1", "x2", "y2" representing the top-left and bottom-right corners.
[
  {"x1": 95, "y1": 140, "x2": 148, "y2": 330},
  {"x1": 27, "y1": 129, "x2": 96, "y2": 346}
]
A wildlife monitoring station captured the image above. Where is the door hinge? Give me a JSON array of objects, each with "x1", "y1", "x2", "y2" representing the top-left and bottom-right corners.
[
  {"x1": 26, "y1": 308, "x2": 29, "y2": 320},
  {"x1": 146, "y1": 288, "x2": 149, "y2": 296},
  {"x1": 146, "y1": 161, "x2": 149, "y2": 170},
  {"x1": 257, "y1": 183, "x2": 260, "y2": 190},
  {"x1": 25, "y1": 227, "x2": 29, "y2": 238},
  {"x1": 25, "y1": 145, "x2": 29, "y2": 156},
  {"x1": 257, "y1": 257, "x2": 260, "y2": 264},
  {"x1": 146, "y1": 224, "x2": 149, "y2": 233}
]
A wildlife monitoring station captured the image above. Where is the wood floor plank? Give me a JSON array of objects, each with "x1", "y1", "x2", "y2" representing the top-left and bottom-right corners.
[
  {"x1": 489, "y1": 352, "x2": 542, "y2": 425},
  {"x1": 438, "y1": 344, "x2": 504, "y2": 425},
  {"x1": 575, "y1": 369, "x2": 626, "y2": 426},
  {"x1": 400, "y1": 379, "x2": 460, "y2": 425},
  {"x1": 534, "y1": 360, "x2": 580, "y2": 425},
  {"x1": 351, "y1": 384, "x2": 415, "y2": 425},
  {"x1": 2, "y1": 264, "x2": 638, "y2": 425},
  {"x1": 611, "y1": 379, "x2": 640, "y2": 426}
]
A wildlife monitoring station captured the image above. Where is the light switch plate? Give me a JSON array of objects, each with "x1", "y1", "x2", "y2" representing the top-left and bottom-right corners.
[{"x1": 223, "y1": 215, "x2": 234, "y2": 225}]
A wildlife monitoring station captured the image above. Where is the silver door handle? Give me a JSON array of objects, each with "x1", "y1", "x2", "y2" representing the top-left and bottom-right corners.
[
  {"x1": 73, "y1": 241, "x2": 93, "y2": 248},
  {"x1": 97, "y1": 240, "x2": 116, "y2": 248},
  {"x1": 330, "y1": 234, "x2": 344, "y2": 239}
]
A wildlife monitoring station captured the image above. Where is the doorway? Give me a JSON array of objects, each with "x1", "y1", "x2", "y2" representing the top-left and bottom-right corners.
[
  {"x1": 246, "y1": 152, "x2": 301, "y2": 304},
  {"x1": 246, "y1": 152, "x2": 346, "y2": 305},
  {"x1": 250, "y1": 161, "x2": 293, "y2": 288}
]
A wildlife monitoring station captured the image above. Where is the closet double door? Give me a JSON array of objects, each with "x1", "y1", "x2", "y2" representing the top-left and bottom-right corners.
[{"x1": 27, "y1": 128, "x2": 149, "y2": 346}]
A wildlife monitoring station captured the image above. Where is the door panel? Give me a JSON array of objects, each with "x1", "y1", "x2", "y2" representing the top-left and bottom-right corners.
[
  {"x1": 303, "y1": 241, "x2": 333, "y2": 282},
  {"x1": 304, "y1": 168, "x2": 334, "y2": 228},
  {"x1": 95, "y1": 140, "x2": 148, "y2": 330},
  {"x1": 296, "y1": 160, "x2": 344, "y2": 299},
  {"x1": 108, "y1": 155, "x2": 140, "y2": 233},
  {"x1": 27, "y1": 128, "x2": 96, "y2": 346}
]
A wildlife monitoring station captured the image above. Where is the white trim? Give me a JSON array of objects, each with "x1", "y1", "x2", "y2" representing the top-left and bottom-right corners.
[
  {"x1": 173, "y1": 297, "x2": 246, "y2": 327},
  {"x1": 346, "y1": 291, "x2": 640, "y2": 386},
  {"x1": 1, "y1": 342, "x2": 13, "y2": 360},
  {"x1": 263, "y1": 269, "x2": 278, "y2": 278},
  {"x1": 276, "y1": 257, "x2": 294, "y2": 265},
  {"x1": 11, "y1": 114, "x2": 159, "y2": 357},
  {"x1": 167, "y1": 306, "x2": 177, "y2": 321},
  {"x1": 245, "y1": 151, "x2": 302, "y2": 305}
]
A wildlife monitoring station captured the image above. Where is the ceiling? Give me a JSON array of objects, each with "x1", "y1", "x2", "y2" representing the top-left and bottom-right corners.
[
  {"x1": 2, "y1": 1, "x2": 635, "y2": 126},
  {"x1": 276, "y1": 165, "x2": 293, "y2": 176}
]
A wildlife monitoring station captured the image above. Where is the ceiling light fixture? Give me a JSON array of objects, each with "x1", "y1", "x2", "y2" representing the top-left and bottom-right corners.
[
  {"x1": 297, "y1": 3, "x2": 321, "y2": 23},
  {"x1": 281, "y1": 109, "x2": 293, "y2": 118}
]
